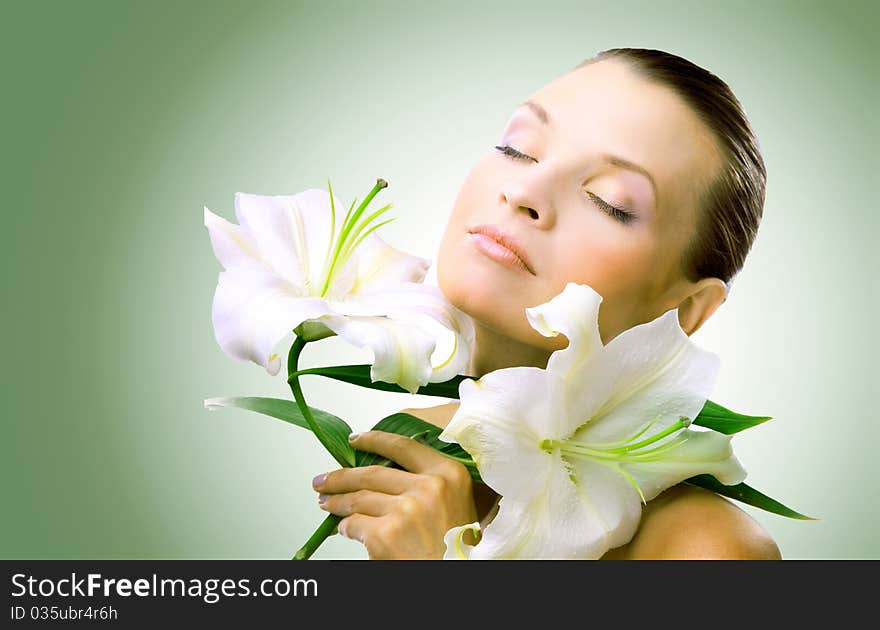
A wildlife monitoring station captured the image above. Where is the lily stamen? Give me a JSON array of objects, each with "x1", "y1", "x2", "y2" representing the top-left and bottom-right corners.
[
  {"x1": 319, "y1": 178, "x2": 390, "y2": 297},
  {"x1": 573, "y1": 413, "x2": 663, "y2": 449},
  {"x1": 541, "y1": 414, "x2": 693, "y2": 491},
  {"x1": 598, "y1": 416, "x2": 691, "y2": 454}
]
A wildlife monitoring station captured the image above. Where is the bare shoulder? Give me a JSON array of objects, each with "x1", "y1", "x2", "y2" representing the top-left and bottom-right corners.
[
  {"x1": 398, "y1": 402, "x2": 461, "y2": 430},
  {"x1": 608, "y1": 484, "x2": 782, "y2": 560}
]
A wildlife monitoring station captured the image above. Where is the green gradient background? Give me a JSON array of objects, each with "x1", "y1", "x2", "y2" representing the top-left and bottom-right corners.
[{"x1": 3, "y1": 0, "x2": 877, "y2": 559}]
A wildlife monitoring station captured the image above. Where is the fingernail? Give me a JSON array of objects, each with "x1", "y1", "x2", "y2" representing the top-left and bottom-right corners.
[
  {"x1": 348, "y1": 432, "x2": 361, "y2": 442},
  {"x1": 318, "y1": 494, "x2": 328, "y2": 504},
  {"x1": 312, "y1": 473, "x2": 326, "y2": 488}
]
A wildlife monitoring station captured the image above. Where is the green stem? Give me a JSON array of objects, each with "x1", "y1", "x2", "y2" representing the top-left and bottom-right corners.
[
  {"x1": 287, "y1": 335, "x2": 350, "y2": 468},
  {"x1": 287, "y1": 335, "x2": 353, "y2": 559},
  {"x1": 292, "y1": 513, "x2": 341, "y2": 560},
  {"x1": 442, "y1": 453, "x2": 480, "y2": 470}
]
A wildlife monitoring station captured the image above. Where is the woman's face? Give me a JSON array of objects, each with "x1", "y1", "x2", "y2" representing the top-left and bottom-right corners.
[{"x1": 437, "y1": 59, "x2": 722, "y2": 353}]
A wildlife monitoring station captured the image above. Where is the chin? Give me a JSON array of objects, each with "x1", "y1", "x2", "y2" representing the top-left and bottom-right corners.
[
  {"x1": 439, "y1": 261, "x2": 551, "y2": 348},
  {"x1": 439, "y1": 239, "x2": 501, "y2": 298}
]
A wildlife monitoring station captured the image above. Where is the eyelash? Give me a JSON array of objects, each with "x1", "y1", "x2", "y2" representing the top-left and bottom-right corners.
[{"x1": 493, "y1": 144, "x2": 637, "y2": 225}]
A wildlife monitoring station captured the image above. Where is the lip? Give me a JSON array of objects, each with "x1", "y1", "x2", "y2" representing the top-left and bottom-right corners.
[{"x1": 466, "y1": 224, "x2": 535, "y2": 275}]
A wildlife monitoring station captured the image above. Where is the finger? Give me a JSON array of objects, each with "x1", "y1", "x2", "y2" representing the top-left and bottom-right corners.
[
  {"x1": 337, "y1": 513, "x2": 387, "y2": 552},
  {"x1": 314, "y1": 465, "x2": 412, "y2": 495},
  {"x1": 349, "y1": 430, "x2": 451, "y2": 474},
  {"x1": 319, "y1": 489, "x2": 396, "y2": 518}
]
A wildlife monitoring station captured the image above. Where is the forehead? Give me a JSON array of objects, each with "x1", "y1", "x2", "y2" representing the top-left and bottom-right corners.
[{"x1": 527, "y1": 60, "x2": 721, "y2": 221}]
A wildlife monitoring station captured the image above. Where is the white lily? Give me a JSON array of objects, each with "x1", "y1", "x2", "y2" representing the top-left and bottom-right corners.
[
  {"x1": 204, "y1": 179, "x2": 474, "y2": 394},
  {"x1": 439, "y1": 282, "x2": 746, "y2": 559}
]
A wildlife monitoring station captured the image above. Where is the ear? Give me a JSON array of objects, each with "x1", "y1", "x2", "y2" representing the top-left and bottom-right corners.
[{"x1": 676, "y1": 278, "x2": 728, "y2": 336}]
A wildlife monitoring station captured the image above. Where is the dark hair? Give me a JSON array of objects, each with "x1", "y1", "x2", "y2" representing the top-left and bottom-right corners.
[{"x1": 573, "y1": 48, "x2": 766, "y2": 300}]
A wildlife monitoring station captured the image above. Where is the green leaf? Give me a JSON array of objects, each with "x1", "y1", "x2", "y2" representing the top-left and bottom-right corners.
[
  {"x1": 354, "y1": 412, "x2": 482, "y2": 483},
  {"x1": 685, "y1": 474, "x2": 817, "y2": 520},
  {"x1": 290, "y1": 367, "x2": 772, "y2": 436},
  {"x1": 692, "y1": 399, "x2": 772, "y2": 434},
  {"x1": 288, "y1": 364, "x2": 474, "y2": 398},
  {"x1": 204, "y1": 396, "x2": 356, "y2": 467}
]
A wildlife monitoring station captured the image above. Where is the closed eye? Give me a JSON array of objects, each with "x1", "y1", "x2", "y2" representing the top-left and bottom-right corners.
[
  {"x1": 493, "y1": 144, "x2": 638, "y2": 225},
  {"x1": 586, "y1": 192, "x2": 638, "y2": 225},
  {"x1": 494, "y1": 144, "x2": 536, "y2": 162}
]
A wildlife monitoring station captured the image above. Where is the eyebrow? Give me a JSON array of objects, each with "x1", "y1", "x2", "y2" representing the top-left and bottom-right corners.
[
  {"x1": 520, "y1": 99, "x2": 550, "y2": 125},
  {"x1": 518, "y1": 99, "x2": 659, "y2": 201}
]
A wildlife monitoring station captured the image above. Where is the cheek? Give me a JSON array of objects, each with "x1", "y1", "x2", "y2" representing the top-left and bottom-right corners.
[
  {"x1": 550, "y1": 222, "x2": 659, "y2": 341},
  {"x1": 554, "y1": 223, "x2": 653, "y2": 288}
]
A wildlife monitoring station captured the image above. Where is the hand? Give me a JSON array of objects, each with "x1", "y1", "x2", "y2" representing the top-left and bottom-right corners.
[{"x1": 311, "y1": 430, "x2": 479, "y2": 559}]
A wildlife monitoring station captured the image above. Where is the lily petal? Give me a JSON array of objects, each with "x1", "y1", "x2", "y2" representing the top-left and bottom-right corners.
[
  {"x1": 350, "y1": 232, "x2": 431, "y2": 294},
  {"x1": 465, "y1": 498, "x2": 534, "y2": 559},
  {"x1": 564, "y1": 456, "x2": 644, "y2": 554},
  {"x1": 234, "y1": 189, "x2": 346, "y2": 293},
  {"x1": 524, "y1": 282, "x2": 605, "y2": 381},
  {"x1": 570, "y1": 308, "x2": 720, "y2": 444},
  {"x1": 332, "y1": 282, "x2": 475, "y2": 385},
  {"x1": 470, "y1": 450, "x2": 639, "y2": 559},
  {"x1": 313, "y1": 311, "x2": 438, "y2": 395},
  {"x1": 443, "y1": 522, "x2": 482, "y2": 560},
  {"x1": 211, "y1": 266, "x2": 331, "y2": 374},
  {"x1": 440, "y1": 367, "x2": 564, "y2": 499},
  {"x1": 203, "y1": 206, "x2": 266, "y2": 273}
]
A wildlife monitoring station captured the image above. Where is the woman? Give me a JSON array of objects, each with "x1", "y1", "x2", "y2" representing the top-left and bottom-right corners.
[{"x1": 310, "y1": 48, "x2": 781, "y2": 559}]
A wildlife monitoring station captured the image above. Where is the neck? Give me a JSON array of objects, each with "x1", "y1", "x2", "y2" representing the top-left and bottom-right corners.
[{"x1": 465, "y1": 321, "x2": 553, "y2": 378}]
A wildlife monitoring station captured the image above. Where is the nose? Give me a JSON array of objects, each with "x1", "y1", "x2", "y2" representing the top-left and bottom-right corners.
[{"x1": 499, "y1": 172, "x2": 556, "y2": 229}]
